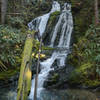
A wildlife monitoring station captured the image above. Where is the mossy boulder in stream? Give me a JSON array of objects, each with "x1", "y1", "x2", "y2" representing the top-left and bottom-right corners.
[{"x1": 43, "y1": 11, "x2": 60, "y2": 45}]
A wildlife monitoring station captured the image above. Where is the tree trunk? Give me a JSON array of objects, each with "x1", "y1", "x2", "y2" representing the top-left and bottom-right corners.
[
  {"x1": 34, "y1": 38, "x2": 42, "y2": 100},
  {"x1": 94, "y1": 0, "x2": 99, "y2": 25},
  {"x1": 17, "y1": 32, "x2": 35, "y2": 100},
  {"x1": 1, "y1": 0, "x2": 7, "y2": 24}
]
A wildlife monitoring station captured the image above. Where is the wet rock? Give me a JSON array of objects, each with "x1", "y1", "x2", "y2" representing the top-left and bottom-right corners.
[
  {"x1": 43, "y1": 11, "x2": 60, "y2": 46},
  {"x1": 93, "y1": 87, "x2": 100, "y2": 92},
  {"x1": 43, "y1": 62, "x2": 74, "y2": 89}
]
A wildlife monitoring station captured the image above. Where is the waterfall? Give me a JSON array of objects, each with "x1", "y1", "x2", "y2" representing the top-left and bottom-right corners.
[
  {"x1": 28, "y1": 1, "x2": 73, "y2": 100},
  {"x1": 28, "y1": 1, "x2": 60, "y2": 36},
  {"x1": 51, "y1": 3, "x2": 73, "y2": 48}
]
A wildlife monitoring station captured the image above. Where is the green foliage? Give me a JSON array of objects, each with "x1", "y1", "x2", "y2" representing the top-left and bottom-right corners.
[
  {"x1": 69, "y1": 62, "x2": 93, "y2": 84},
  {"x1": 43, "y1": 11, "x2": 60, "y2": 45},
  {"x1": 18, "y1": 1, "x2": 51, "y2": 23},
  {"x1": 72, "y1": 0, "x2": 94, "y2": 43},
  {"x1": 84, "y1": 80, "x2": 100, "y2": 87},
  {"x1": 0, "y1": 60, "x2": 7, "y2": 71},
  {"x1": 95, "y1": 55, "x2": 100, "y2": 62},
  {"x1": 8, "y1": 16, "x2": 24, "y2": 28},
  {"x1": 0, "y1": 67, "x2": 19, "y2": 79},
  {"x1": 50, "y1": 11, "x2": 60, "y2": 16},
  {"x1": 49, "y1": 11, "x2": 60, "y2": 26},
  {"x1": 68, "y1": 25, "x2": 100, "y2": 87},
  {"x1": 0, "y1": 25, "x2": 26, "y2": 71},
  {"x1": 51, "y1": 73, "x2": 59, "y2": 83}
]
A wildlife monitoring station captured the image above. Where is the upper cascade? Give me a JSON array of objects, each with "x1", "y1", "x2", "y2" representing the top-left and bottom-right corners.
[
  {"x1": 28, "y1": 1, "x2": 60, "y2": 36},
  {"x1": 50, "y1": 3, "x2": 73, "y2": 48},
  {"x1": 50, "y1": 1, "x2": 60, "y2": 13}
]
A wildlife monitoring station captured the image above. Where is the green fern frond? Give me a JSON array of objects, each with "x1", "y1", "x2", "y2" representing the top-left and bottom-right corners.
[{"x1": 0, "y1": 60, "x2": 7, "y2": 71}]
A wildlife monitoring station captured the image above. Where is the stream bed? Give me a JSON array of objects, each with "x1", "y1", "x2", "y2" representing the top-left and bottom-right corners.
[{"x1": 0, "y1": 86, "x2": 100, "y2": 100}]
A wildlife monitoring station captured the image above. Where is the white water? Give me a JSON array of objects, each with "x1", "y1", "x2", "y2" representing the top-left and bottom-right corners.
[
  {"x1": 29, "y1": 52, "x2": 58, "y2": 99},
  {"x1": 51, "y1": 3, "x2": 73, "y2": 48},
  {"x1": 29, "y1": 1, "x2": 73, "y2": 100},
  {"x1": 28, "y1": 1, "x2": 60, "y2": 36}
]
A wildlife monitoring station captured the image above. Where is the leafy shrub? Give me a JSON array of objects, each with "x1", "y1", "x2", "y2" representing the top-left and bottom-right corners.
[
  {"x1": 68, "y1": 25, "x2": 100, "y2": 86},
  {"x1": 0, "y1": 25, "x2": 26, "y2": 71},
  {"x1": 8, "y1": 16, "x2": 24, "y2": 28}
]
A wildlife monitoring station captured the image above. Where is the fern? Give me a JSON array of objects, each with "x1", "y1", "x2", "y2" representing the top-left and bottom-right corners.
[
  {"x1": 0, "y1": 60, "x2": 7, "y2": 72},
  {"x1": 95, "y1": 55, "x2": 100, "y2": 62}
]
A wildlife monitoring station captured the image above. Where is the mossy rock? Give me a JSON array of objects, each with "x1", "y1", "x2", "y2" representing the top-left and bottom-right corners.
[
  {"x1": 48, "y1": 11, "x2": 60, "y2": 27},
  {"x1": 51, "y1": 73, "x2": 59, "y2": 82},
  {"x1": 69, "y1": 62, "x2": 95, "y2": 86},
  {"x1": 43, "y1": 11, "x2": 60, "y2": 45}
]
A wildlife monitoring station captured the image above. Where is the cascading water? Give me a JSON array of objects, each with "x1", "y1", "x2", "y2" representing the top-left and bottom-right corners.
[
  {"x1": 28, "y1": 1, "x2": 60, "y2": 36},
  {"x1": 28, "y1": 1, "x2": 73, "y2": 100}
]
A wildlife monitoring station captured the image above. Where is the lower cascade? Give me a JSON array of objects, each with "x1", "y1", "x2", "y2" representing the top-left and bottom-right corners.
[{"x1": 28, "y1": 1, "x2": 73, "y2": 100}]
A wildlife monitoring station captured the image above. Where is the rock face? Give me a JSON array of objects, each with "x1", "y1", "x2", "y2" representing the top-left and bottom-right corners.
[
  {"x1": 43, "y1": 11, "x2": 60, "y2": 45},
  {"x1": 43, "y1": 59, "x2": 74, "y2": 89}
]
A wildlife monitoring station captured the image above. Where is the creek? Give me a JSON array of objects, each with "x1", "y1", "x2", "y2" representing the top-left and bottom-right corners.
[{"x1": 0, "y1": 1, "x2": 100, "y2": 100}]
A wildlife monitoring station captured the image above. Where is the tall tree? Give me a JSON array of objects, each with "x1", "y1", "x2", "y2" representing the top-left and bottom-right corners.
[
  {"x1": 94, "y1": 0, "x2": 99, "y2": 25},
  {"x1": 1, "y1": 0, "x2": 8, "y2": 24}
]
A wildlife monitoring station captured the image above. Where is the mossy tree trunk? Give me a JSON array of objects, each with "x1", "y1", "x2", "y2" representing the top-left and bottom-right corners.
[{"x1": 17, "y1": 33, "x2": 35, "y2": 100}]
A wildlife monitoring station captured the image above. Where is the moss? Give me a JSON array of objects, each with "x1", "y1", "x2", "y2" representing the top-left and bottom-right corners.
[
  {"x1": 76, "y1": 63, "x2": 93, "y2": 74},
  {"x1": 69, "y1": 59, "x2": 100, "y2": 87},
  {"x1": 17, "y1": 33, "x2": 34, "y2": 100},
  {"x1": 49, "y1": 11, "x2": 60, "y2": 26},
  {"x1": 84, "y1": 80, "x2": 100, "y2": 87},
  {"x1": 42, "y1": 46, "x2": 54, "y2": 50},
  {"x1": 69, "y1": 63, "x2": 94, "y2": 85},
  {"x1": 51, "y1": 73, "x2": 59, "y2": 82},
  {"x1": 43, "y1": 11, "x2": 60, "y2": 45},
  {"x1": 50, "y1": 11, "x2": 60, "y2": 16}
]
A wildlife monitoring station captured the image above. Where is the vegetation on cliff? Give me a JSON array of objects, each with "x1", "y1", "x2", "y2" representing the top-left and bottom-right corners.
[
  {"x1": 68, "y1": 25, "x2": 100, "y2": 87},
  {"x1": 67, "y1": 0, "x2": 100, "y2": 87}
]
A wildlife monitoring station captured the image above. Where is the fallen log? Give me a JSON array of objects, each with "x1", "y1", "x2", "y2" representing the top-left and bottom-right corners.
[{"x1": 17, "y1": 31, "x2": 35, "y2": 100}]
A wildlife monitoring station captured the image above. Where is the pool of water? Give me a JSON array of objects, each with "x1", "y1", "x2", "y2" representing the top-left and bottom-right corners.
[
  {"x1": 0, "y1": 86, "x2": 100, "y2": 100},
  {"x1": 37, "y1": 89, "x2": 100, "y2": 100},
  {"x1": 0, "y1": 83, "x2": 16, "y2": 100}
]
